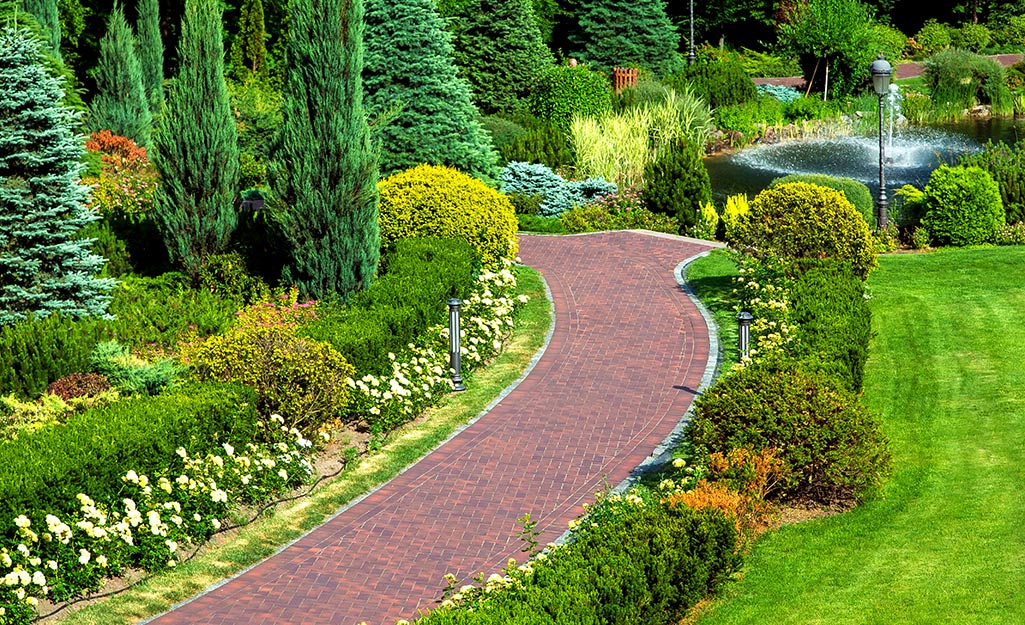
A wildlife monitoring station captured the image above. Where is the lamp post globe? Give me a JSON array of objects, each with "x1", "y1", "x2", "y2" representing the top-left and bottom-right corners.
[{"x1": 871, "y1": 54, "x2": 892, "y2": 229}]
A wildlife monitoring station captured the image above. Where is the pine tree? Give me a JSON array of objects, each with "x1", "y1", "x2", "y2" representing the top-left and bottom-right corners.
[
  {"x1": 230, "y1": 0, "x2": 267, "y2": 81},
  {"x1": 135, "y1": 0, "x2": 163, "y2": 115},
  {"x1": 21, "y1": 0, "x2": 60, "y2": 57},
  {"x1": 0, "y1": 27, "x2": 114, "y2": 325},
  {"x1": 571, "y1": 0, "x2": 683, "y2": 77},
  {"x1": 269, "y1": 0, "x2": 379, "y2": 300},
  {"x1": 89, "y1": 5, "x2": 151, "y2": 148},
  {"x1": 445, "y1": 0, "x2": 554, "y2": 115},
  {"x1": 152, "y1": 0, "x2": 240, "y2": 278},
  {"x1": 363, "y1": 0, "x2": 496, "y2": 179}
]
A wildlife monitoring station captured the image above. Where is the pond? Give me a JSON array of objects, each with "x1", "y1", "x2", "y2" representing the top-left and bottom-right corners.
[{"x1": 704, "y1": 116, "x2": 1025, "y2": 202}]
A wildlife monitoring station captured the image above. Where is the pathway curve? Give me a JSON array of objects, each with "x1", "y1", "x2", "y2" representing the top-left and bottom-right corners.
[{"x1": 144, "y1": 230, "x2": 720, "y2": 625}]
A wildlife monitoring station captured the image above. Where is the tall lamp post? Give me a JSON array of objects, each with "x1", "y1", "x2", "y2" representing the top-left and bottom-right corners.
[
  {"x1": 688, "y1": 0, "x2": 696, "y2": 64},
  {"x1": 871, "y1": 54, "x2": 892, "y2": 229}
]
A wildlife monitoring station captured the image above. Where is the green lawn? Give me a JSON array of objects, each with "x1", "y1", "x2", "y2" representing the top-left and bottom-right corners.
[{"x1": 689, "y1": 247, "x2": 1025, "y2": 625}]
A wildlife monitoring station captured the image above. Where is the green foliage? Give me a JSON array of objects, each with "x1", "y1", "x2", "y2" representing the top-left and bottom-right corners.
[
  {"x1": 229, "y1": 0, "x2": 268, "y2": 81},
  {"x1": 959, "y1": 140, "x2": 1025, "y2": 224},
  {"x1": 90, "y1": 340, "x2": 181, "y2": 396},
  {"x1": 22, "y1": 0, "x2": 59, "y2": 55},
  {"x1": 666, "y1": 56, "x2": 757, "y2": 109},
  {"x1": 228, "y1": 77, "x2": 282, "y2": 167},
  {"x1": 923, "y1": 48, "x2": 1012, "y2": 117},
  {"x1": 867, "y1": 23, "x2": 908, "y2": 64},
  {"x1": 560, "y1": 202, "x2": 678, "y2": 234},
  {"x1": 415, "y1": 501, "x2": 740, "y2": 625},
  {"x1": 912, "y1": 19, "x2": 952, "y2": 57},
  {"x1": 480, "y1": 115, "x2": 528, "y2": 154},
  {"x1": 75, "y1": 219, "x2": 132, "y2": 277},
  {"x1": 787, "y1": 259, "x2": 873, "y2": 392},
  {"x1": 734, "y1": 182, "x2": 877, "y2": 279},
  {"x1": 363, "y1": 0, "x2": 497, "y2": 179},
  {"x1": 89, "y1": 5, "x2": 151, "y2": 148},
  {"x1": 920, "y1": 165, "x2": 1005, "y2": 246},
  {"x1": 0, "y1": 382, "x2": 259, "y2": 520},
  {"x1": 0, "y1": 313, "x2": 111, "y2": 399},
  {"x1": 134, "y1": 0, "x2": 163, "y2": 115},
  {"x1": 0, "y1": 27, "x2": 115, "y2": 325},
  {"x1": 770, "y1": 173, "x2": 876, "y2": 229},
  {"x1": 527, "y1": 64, "x2": 613, "y2": 132},
  {"x1": 499, "y1": 121, "x2": 575, "y2": 170},
  {"x1": 736, "y1": 47, "x2": 801, "y2": 79},
  {"x1": 445, "y1": 0, "x2": 554, "y2": 115},
  {"x1": 777, "y1": 0, "x2": 876, "y2": 99},
  {"x1": 688, "y1": 358, "x2": 891, "y2": 505},
  {"x1": 713, "y1": 95, "x2": 786, "y2": 140},
  {"x1": 302, "y1": 237, "x2": 477, "y2": 375},
  {"x1": 570, "y1": 0, "x2": 683, "y2": 77},
  {"x1": 270, "y1": 0, "x2": 380, "y2": 301},
  {"x1": 378, "y1": 164, "x2": 518, "y2": 267},
  {"x1": 152, "y1": 0, "x2": 240, "y2": 279},
  {"x1": 643, "y1": 138, "x2": 710, "y2": 233},
  {"x1": 952, "y1": 22, "x2": 992, "y2": 52},
  {"x1": 184, "y1": 296, "x2": 354, "y2": 432},
  {"x1": 782, "y1": 95, "x2": 830, "y2": 122},
  {"x1": 517, "y1": 214, "x2": 566, "y2": 233},
  {"x1": 994, "y1": 222, "x2": 1025, "y2": 245}
]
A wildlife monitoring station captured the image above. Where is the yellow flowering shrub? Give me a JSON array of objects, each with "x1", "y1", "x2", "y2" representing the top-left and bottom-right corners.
[
  {"x1": 721, "y1": 193, "x2": 749, "y2": 243},
  {"x1": 378, "y1": 164, "x2": 518, "y2": 267}
]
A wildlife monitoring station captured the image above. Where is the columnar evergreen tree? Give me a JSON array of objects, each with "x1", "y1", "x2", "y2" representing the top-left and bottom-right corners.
[
  {"x1": 230, "y1": 0, "x2": 268, "y2": 81},
  {"x1": 21, "y1": 0, "x2": 60, "y2": 57},
  {"x1": 571, "y1": 0, "x2": 683, "y2": 77},
  {"x1": 135, "y1": 0, "x2": 163, "y2": 115},
  {"x1": 269, "y1": 0, "x2": 379, "y2": 300},
  {"x1": 363, "y1": 0, "x2": 496, "y2": 179},
  {"x1": 152, "y1": 0, "x2": 240, "y2": 278},
  {"x1": 89, "y1": 5, "x2": 151, "y2": 148},
  {"x1": 0, "y1": 27, "x2": 114, "y2": 325},
  {"x1": 445, "y1": 0, "x2": 554, "y2": 115}
]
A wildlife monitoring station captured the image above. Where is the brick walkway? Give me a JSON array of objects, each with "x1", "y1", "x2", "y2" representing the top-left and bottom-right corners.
[{"x1": 144, "y1": 231, "x2": 720, "y2": 625}]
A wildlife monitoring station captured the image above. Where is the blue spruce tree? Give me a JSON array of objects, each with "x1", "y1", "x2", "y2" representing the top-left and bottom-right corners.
[{"x1": 0, "y1": 27, "x2": 114, "y2": 325}]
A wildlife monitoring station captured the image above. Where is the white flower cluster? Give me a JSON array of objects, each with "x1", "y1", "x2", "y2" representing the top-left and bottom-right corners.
[
  {"x1": 0, "y1": 425, "x2": 319, "y2": 622},
  {"x1": 732, "y1": 258, "x2": 796, "y2": 363}
]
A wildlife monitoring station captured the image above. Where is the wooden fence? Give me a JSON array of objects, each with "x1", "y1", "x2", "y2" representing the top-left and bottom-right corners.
[{"x1": 612, "y1": 67, "x2": 639, "y2": 94}]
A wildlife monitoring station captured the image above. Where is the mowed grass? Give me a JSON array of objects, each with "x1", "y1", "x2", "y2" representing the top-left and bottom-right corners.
[
  {"x1": 689, "y1": 247, "x2": 1025, "y2": 625},
  {"x1": 50, "y1": 265, "x2": 551, "y2": 625}
]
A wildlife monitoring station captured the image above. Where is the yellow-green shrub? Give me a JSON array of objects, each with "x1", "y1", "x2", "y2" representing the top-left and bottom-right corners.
[
  {"x1": 182, "y1": 295, "x2": 355, "y2": 432},
  {"x1": 733, "y1": 182, "x2": 877, "y2": 278},
  {"x1": 722, "y1": 193, "x2": 750, "y2": 243},
  {"x1": 377, "y1": 164, "x2": 518, "y2": 267}
]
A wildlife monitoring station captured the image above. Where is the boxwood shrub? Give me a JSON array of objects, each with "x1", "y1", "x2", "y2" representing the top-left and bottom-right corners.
[
  {"x1": 920, "y1": 164, "x2": 1005, "y2": 246},
  {"x1": 770, "y1": 173, "x2": 876, "y2": 229},
  {"x1": 0, "y1": 382, "x2": 260, "y2": 524},
  {"x1": 687, "y1": 358, "x2": 891, "y2": 506}
]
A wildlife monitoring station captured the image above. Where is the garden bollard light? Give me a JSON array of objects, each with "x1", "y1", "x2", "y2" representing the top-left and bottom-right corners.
[
  {"x1": 737, "y1": 311, "x2": 753, "y2": 361},
  {"x1": 448, "y1": 298, "x2": 467, "y2": 391}
]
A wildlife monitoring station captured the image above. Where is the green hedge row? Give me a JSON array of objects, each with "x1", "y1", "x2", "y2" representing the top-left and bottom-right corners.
[
  {"x1": 303, "y1": 237, "x2": 478, "y2": 376},
  {"x1": 0, "y1": 382, "x2": 259, "y2": 526},
  {"x1": 0, "y1": 314, "x2": 112, "y2": 400},
  {"x1": 415, "y1": 505, "x2": 739, "y2": 625}
]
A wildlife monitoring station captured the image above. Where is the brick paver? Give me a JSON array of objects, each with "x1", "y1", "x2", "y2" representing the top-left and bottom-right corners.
[{"x1": 144, "y1": 230, "x2": 718, "y2": 625}]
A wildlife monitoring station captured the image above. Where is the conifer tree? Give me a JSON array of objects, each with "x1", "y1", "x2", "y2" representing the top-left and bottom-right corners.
[
  {"x1": 135, "y1": 0, "x2": 163, "y2": 115},
  {"x1": 152, "y1": 0, "x2": 240, "y2": 278},
  {"x1": 21, "y1": 0, "x2": 59, "y2": 57},
  {"x1": 0, "y1": 27, "x2": 114, "y2": 325},
  {"x1": 445, "y1": 0, "x2": 554, "y2": 115},
  {"x1": 230, "y1": 0, "x2": 267, "y2": 81},
  {"x1": 269, "y1": 0, "x2": 378, "y2": 300},
  {"x1": 571, "y1": 0, "x2": 682, "y2": 77},
  {"x1": 363, "y1": 0, "x2": 496, "y2": 178},
  {"x1": 89, "y1": 5, "x2": 151, "y2": 148}
]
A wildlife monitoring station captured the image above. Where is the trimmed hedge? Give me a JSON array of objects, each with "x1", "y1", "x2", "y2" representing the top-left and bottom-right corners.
[
  {"x1": 920, "y1": 164, "x2": 1005, "y2": 246},
  {"x1": 0, "y1": 314, "x2": 112, "y2": 399},
  {"x1": 302, "y1": 238, "x2": 478, "y2": 376},
  {"x1": 0, "y1": 382, "x2": 260, "y2": 525},
  {"x1": 770, "y1": 173, "x2": 876, "y2": 229}
]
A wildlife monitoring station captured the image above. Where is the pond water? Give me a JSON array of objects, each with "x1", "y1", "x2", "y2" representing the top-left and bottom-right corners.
[{"x1": 704, "y1": 117, "x2": 1025, "y2": 202}]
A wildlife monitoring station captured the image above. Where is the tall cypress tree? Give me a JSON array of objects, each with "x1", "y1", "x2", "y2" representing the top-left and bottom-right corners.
[
  {"x1": 230, "y1": 0, "x2": 267, "y2": 81},
  {"x1": 363, "y1": 0, "x2": 496, "y2": 179},
  {"x1": 89, "y1": 5, "x2": 151, "y2": 148},
  {"x1": 135, "y1": 0, "x2": 163, "y2": 116},
  {"x1": 0, "y1": 27, "x2": 114, "y2": 325},
  {"x1": 445, "y1": 0, "x2": 554, "y2": 115},
  {"x1": 21, "y1": 0, "x2": 60, "y2": 57},
  {"x1": 269, "y1": 0, "x2": 378, "y2": 300},
  {"x1": 152, "y1": 0, "x2": 240, "y2": 278},
  {"x1": 571, "y1": 0, "x2": 682, "y2": 77}
]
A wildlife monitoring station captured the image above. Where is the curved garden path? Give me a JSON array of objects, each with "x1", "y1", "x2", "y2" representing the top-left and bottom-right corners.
[{"x1": 142, "y1": 231, "x2": 722, "y2": 625}]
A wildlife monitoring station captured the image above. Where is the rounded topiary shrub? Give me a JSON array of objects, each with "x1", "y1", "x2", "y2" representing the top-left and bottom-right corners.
[
  {"x1": 378, "y1": 164, "x2": 518, "y2": 266},
  {"x1": 770, "y1": 173, "x2": 876, "y2": 229},
  {"x1": 920, "y1": 164, "x2": 1004, "y2": 247},
  {"x1": 687, "y1": 359, "x2": 891, "y2": 506},
  {"x1": 527, "y1": 64, "x2": 613, "y2": 131},
  {"x1": 643, "y1": 138, "x2": 710, "y2": 234},
  {"x1": 733, "y1": 182, "x2": 877, "y2": 278}
]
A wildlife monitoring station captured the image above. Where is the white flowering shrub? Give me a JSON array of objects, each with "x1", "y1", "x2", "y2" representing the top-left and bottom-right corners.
[{"x1": 731, "y1": 253, "x2": 796, "y2": 364}]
